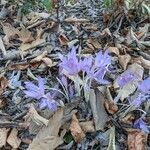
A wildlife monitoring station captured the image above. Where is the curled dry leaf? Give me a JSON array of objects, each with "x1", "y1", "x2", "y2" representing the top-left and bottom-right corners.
[
  {"x1": 30, "y1": 51, "x2": 47, "y2": 63},
  {"x1": 7, "y1": 128, "x2": 21, "y2": 149},
  {"x1": 80, "y1": 121, "x2": 95, "y2": 133},
  {"x1": 69, "y1": 114, "x2": 85, "y2": 143},
  {"x1": 42, "y1": 57, "x2": 58, "y2": 67},
  {"x1": 114, "y1": 63, "x2": 144, "y2": 101},
  {"x1": 107, "y1": 47, "x2": 120, "y2": 56},
  {"x1": 104, "y1": 100, "x2": 118, "y2": 115},
  {"x1": 59, "y1": 33, "x2": 69, "y2": 46},
  {"x1": 89, "y1": 89, "x2": 109, "y2": 131},
  {"x1": 121, "y1": 113, "x2": 134, "y2": 125},
  {"x1": 119, "y1": 54, "x2": 131, "y2": 70},
  {"x1": 20, "y1": 38, "x2": 45, "y2": 51},
  {"x1": 64, "y1": 17, "x2": 89, "y2": 23},
  {"x1": 0, "y1": 128, "x2": 9, "y2": 148},
  {"x1": 24, "y1": 105, "x2": 48, "y2": 134},
  {"x1": 127, "y1": 130, "x2": 148, "y2": 150},
  {"x1": 28, "y1": 109, "x2": 64, "y2": 150},
  {"x1": 0, "y1": 76, "x2": 8, "y2": 95},
  {"x1": 8, "y1": 62, "x2": 29, "y2": 70}
]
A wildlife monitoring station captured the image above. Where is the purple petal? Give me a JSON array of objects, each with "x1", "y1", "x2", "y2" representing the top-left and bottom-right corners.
[
  {"x1": 24, "y1": 82, "x2": 39, "y2": 91},
  {"x1": 38, "y1": 77, "x2": 45, "y2": 95},
  {"x1": 138, "y1": 77, "x2": 150, "y2": 94},
  {"x1": 24, "y1": 90, "x2": 41, "y2": 99}
]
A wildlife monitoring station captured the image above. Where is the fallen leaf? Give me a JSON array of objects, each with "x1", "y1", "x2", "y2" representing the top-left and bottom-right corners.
[
  {"x1": 59, "y1": 33, "x2": 69, "y2": 46},
  {"x1": 114, "y1": 63, "x2": 144, "y2": 101},
  {"x1": 104, "y1": 100, "x2": 118, "y2": 115},
  {"x1": 80, "y1": 121, "x2": 95, "y2": 133},
  {"x1": 18, "y1": 28, "x2": 34, "y2": 43},
  {"x1": 30, "y1": 51, "x2": 48, "y2": 63},
  {"x1": 69, "y1": 114, "x2": 85, "y2": 143},
  {"x1": 2, "y1": 23, "x2": 19, "y2": 43},
  {"x1": 28, "y1": 109, "x2": 64, "y2": 150},
  {"x1": 42, "y1": 57, "x2": 58, "y2": 67},
  {"x1": 0, "y1": 36, "x2": 7, "y2": 56},
  {"x1": 89, "y1": 89, "x2": 109, "y2": 130},
  {"x1": 0, "y1": 128, "x2": 9, "y2": 148},
  {"x1": 0, "y1": 76, "x2": 8, "y2": 95},
  {"x1": 119, "y1": 54, "x2": 131, "y2": 70},
  {"x1": 121, "y1": 113, "x2": 134, "y2": 125},
  {"x1": 127, "y1": 130, "x2": 148, "y2": 150},
  {"x1": 107, "y1": 47, "x2": 120, "y2": 56},
  {"x1": 20, "y1": 38, "x2": 45, "y2": 51},
  {"x1": 7, "y1": 128, "x2": 21, "y2": 149},
  {"x1": 25, "y1": 105, "x2": 49, "y2": 134}
]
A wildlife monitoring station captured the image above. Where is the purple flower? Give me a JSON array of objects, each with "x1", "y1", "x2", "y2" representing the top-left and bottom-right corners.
[
  {"x1": 133, "y1": 118, "x2": 149, "y2": 133},
  {"x1": 94, "y1": 50, "x2": 111, "y2": 68},
  {"x1": 59, "y1": 47, "x2": 80, "y2": 75},
  {"x1": 118, "y1": 70, "x2": 136, "y2": 88},
  {"x1": 79, "y1": 56, "x2": 93, "y2": 73},
  {"x1": 24, "y1": 77, "x2": 57, "y2": 110},
  {"x1": 138, "y1": 77, "x2": 150, "y2": 94}
]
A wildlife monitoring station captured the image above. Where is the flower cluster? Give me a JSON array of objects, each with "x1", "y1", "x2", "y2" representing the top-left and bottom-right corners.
[
  {"x1": 131, "y1": 77, "x2": 150, "y2": 107},
  {"x1": 24, "y1": 77, "x2": 57, "y2": 110},
  {"x1": 59, "y1": 47, "x2": 111, "y2": 84},
  {"x1": 58, "y1": 47, "x2": 111, "y2": 100}
]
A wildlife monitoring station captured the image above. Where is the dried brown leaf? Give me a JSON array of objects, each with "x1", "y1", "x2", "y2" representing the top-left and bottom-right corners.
[
  {"x1": 107, "y1": 47, "x2": 120, "y2": 56},
  {"x1": 20, "y1": 38, "x2": 45, "y2": 51},
  {"x1": 69, "y1": 114, "x2": 85, "y2": 143},
  {"x1": 80, "y1": 121, "x2": 95, "y2": 133},
  {"x1": 0, "y1": 76, "x2": 8, "y2": 95},
  {"x1": 89, "y1": 89, "x2": 109, "y2": 130},
  {"x1": 64, "y1": 17, "x2": 89, "y2": 23},
  {"x1": 28, "y1": 109, "x2": 64, "y2": 150},
  {"x1": 7, "y1": 128, "x2": 21, "y2": 149},
  {"x1": 25, "y1": 105, "x2": 48, "y2": 134},
  {"x1": 59, "y1": 33, "x2": 69, "y2": 46},
  {"x1": 127, "y1": 130, "x2": 148, "y2": 150},
  {"x1": 42, "y1": 57, "x2": 57, "y2": 67},
  {"x1": 18, "y1": 28, "x2": 34, "y2": 43},
  {"x1": 104, "y1": 100, "x2": 118, "y2": 115},
  {"x1": 30, "y1": 51, "x2": 47, "y2": 63},
  {"x1": 0, "y1": 128, "x2": 9, "y2": 148},
  {"x1": 119, "y1": 54, "x2": 131, "y2": 70}
]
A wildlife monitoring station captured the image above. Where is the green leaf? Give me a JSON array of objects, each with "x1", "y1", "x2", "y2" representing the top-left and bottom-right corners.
[{"x1": 42, "y1": 0, "x2": 52, "y2": 11}]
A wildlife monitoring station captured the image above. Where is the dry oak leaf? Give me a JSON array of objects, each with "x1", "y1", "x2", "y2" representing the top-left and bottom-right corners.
[
  {"x1": 59, "y1": 33, "x2": 69, "y2": 46},
  {"x1": 107, "y1": 47, "x2": 120, "y2": 56},
  {"x1": 17, "y1": 28, "x2": 34, "y2": 44},
  {"x1": 20, "y1": 38, "x2": 45, "y2": 51},
  {"x1": 80, "y1": 121, "x2": 95, "y2": 133},
  {"x1": 0, "y1": 76, "x2": 8, "y2": 95},
  {"x1": 69, "y1": 114, "x2": 85, "y2": 143},
  {"x1": 28, "y1": 109, "x2": 64, "y2": 150},
  {"x1": 42, "y1": 57, "x2": 58, "y2": 67},
  {"x1": 127, "y1": 130, "x2": 148, "y2": 150},
  {"x1": 7, "y1": 128, "x2": 21, "y2": 149},
  {"x1": 2, "y1": 23, "x2": 19, "y2": 43},
  {"x1": 0, "y1": 128, "x2": 9, "y2": 148}
]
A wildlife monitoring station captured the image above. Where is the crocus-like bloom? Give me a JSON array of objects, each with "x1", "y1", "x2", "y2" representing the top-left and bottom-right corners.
[
  {"x1": 138, "y1": 77, "x2": 150, "y2": 94},
  {"x1": 79, "y1": 56, "x2": 93, "y2": 73},
  {"x1": 133, "y1": 118, "x2": 149, "y2": 133},
  {"x1": 118, "y1": 70, "x2": 136, "y2": 88},
  {"x1": 59, "y1": 47, "x2": 80, "y2": 75},
  {"x1": 94, "y1": 50, "x2": 111, "y2": 68},
  {"x1": 24, "y1": 77, "x2": 57, "y2": 110}
]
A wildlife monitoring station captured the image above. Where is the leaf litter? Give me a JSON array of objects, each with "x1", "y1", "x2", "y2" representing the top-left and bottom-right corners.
[{"x1": 0, "y1": 0, "x2": 149, "y2": 149}]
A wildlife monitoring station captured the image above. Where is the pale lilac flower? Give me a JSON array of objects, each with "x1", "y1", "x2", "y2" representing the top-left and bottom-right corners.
[
  {"x1": 133, "y1": 118, "x2": 149, "y2": 133},
  {"x1": 24, "y1": 77, "x2": 57, "y2": 110},
  {"x1": 94, "y1": 50, "x2": 111, "y2": 68},
  {"x1": 118, "y1": 70, "x2": 136, "y2": 88},
  {"x1": 138, "y1": 77, "x2": 150, "y2": 94},
  {"x1": 79, "y1": 56, "x2": 93, "y2": 73},
  {"x1": 59, "y1": 47, "x2": 80, "y2": 75}
]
